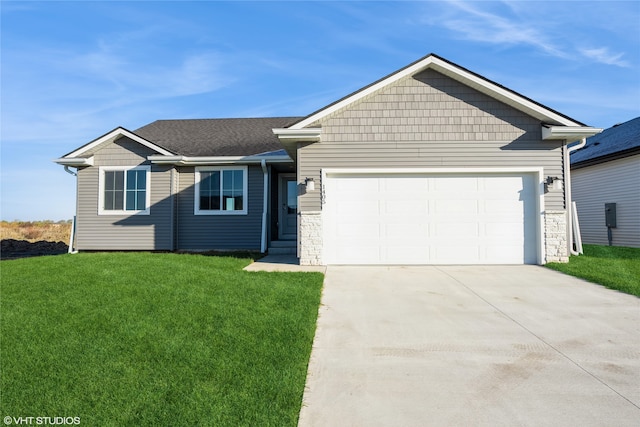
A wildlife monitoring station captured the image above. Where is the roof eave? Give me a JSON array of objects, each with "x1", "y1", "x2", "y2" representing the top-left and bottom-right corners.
[
  {"x1": 542, "y1": 126, "x2": 603, "y2": 143},
  {"x1": 272, "y1": 128, "x2": 322, "y2": 142},
  {"x1": 148, "y1": 154, "x2": 293, "y2": 166},
  {"x1": 52, "y1": 156, "x2": 94, "y2": 167}
]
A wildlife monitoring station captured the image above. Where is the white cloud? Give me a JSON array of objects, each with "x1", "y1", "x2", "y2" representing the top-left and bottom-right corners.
[
  {"x1": 426, "y1": 0, "x2": 632, "y2": 67},
  {"x1": 2, "y1": 33, "x2": 235, "y2": 145},
  {"x1": 579, "y1": 47, "x2": 629, "y2": 67},
  {"x1": 435, "y1": 0, "x2": 568, "y2": 58}
]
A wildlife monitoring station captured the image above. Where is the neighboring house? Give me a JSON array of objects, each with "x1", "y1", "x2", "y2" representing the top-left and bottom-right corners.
[
  {"x1": 570, "y1": 117, "x2": 640, "y2": 248},
  {"x1": 55, "y1": 53, "x2": 601, "y2": 265}
]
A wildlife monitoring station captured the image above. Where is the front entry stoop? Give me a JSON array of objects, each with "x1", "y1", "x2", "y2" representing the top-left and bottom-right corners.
[{"x1": 268, "y1": 240, "x2": 296, "y2": 255}]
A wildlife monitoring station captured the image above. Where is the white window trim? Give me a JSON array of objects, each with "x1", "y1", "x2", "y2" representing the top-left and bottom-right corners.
[
  {"x1": 98, "y1": 166, "x2": 151, "y2": 216},
  {"x1": 194, "y1": 166, "x2": 248, "y2": 215}
]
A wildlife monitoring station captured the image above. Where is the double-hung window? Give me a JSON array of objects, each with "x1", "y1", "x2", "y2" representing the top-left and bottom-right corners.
[
  {"x1": 195, "y1": 166, "x2": 247, "y2": 215},
  {"x1": 99, "y1": 166, "x2": 151, "y2": 215}
]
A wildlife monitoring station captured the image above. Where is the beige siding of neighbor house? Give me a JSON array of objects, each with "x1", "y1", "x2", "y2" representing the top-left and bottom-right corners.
[
  {"x1": 75, "y1": 137, "x2": 174, "y2": 250},
  {"x1": 572, "y1": 155, "x2": 640, "y2": 248},
  {"x1": 298, "y1": 69, "x2": 565, "y2": 213}
]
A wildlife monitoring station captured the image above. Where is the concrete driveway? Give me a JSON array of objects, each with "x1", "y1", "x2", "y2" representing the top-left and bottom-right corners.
[{"x1": 298, "y1": 266, "x2": 640, "y2": 427}]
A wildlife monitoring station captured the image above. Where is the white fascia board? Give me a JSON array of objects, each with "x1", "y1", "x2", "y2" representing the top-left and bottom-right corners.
[
  {"x1": 65, "y1": 127, "x2": 174, "y2": 158},
  {"x1": 542, "y1": 126, "x2": 603, "y2": 142},
  {"x1": 290, "y1": 55, "x2": 585, "y2": 130},
  {"x1": 148, "y1": 154, "x2": 293, "y2": 166},
  {"x1": 53, "y1": 156, "x2": 94, "y2": 167},
  {"x1": 272, "y1": 128, "x2": 322, "y2": 141}
]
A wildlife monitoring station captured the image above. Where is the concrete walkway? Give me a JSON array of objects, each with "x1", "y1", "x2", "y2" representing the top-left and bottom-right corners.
[
  {"x1": 243, "y1": 255, "x2": 326, "y2": 273},
  {"x1": 298, "y1": 265, "x2": 640, "y2": 427}
]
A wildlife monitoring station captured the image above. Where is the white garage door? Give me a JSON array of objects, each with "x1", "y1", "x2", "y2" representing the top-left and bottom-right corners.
[{"x1": 323, "y1": 173, "x2": 539, "y2": 265}]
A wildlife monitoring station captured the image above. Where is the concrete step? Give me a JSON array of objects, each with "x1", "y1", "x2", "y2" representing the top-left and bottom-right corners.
[
  {"x1": 269, "y1": 240, "x2": 296, "y2": 248},
  {"x1": 268, "y1": 247, "x2": 297, "y2": 255}
]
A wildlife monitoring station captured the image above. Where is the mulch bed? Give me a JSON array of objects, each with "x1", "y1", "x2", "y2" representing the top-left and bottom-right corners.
[{"x1": 1, "y1": 239, "x2": 69, "y2": 260}]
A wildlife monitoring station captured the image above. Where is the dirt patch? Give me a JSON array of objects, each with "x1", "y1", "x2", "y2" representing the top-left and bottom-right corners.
[{"x1": 1, "y1": 239, "x2": 69, "y2": 260}]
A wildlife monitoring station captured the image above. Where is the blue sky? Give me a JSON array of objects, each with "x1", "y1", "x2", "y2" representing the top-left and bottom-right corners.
[{"x1": 1, "y1": 1, "x2": 639, "y2": 221}]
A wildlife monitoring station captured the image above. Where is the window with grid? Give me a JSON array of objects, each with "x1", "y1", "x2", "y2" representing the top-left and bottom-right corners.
[{"x1": 100, "y1": 166, "x2": 150, "y2": 214}]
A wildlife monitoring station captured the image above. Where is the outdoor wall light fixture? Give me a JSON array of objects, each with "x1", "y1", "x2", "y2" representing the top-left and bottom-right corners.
[
  {"x1": 304, "y1": 177, "x2": 315, "y2": 192},
  {"x1": 546, "y1": 176, "x2": 562, "y2": 191}
]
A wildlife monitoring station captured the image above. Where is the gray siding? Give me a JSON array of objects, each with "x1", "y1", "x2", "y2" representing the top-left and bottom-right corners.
[
  {"x1": 299, "y1": 69, "x2": 565, "y2": 212},
  {"x1": 75, "y1": 137, "x2": 173, "y2": 250},
  {"x1": 174, "y1": 165, "x2": 264, "y2": 250},
  {"x1": 572, "y1": 155, "x2": 640, "y2": 247}
]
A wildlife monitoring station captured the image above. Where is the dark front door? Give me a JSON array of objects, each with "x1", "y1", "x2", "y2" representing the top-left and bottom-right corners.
[{"x1": 278, "y1": 174, "x2": 297, "y2": 240}]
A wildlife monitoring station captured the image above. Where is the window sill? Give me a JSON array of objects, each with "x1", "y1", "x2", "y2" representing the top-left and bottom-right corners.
[
  {"x1": 98, "y1": 210, "x2": 151, "y2": 216},
  {"x1": 194, "y1": 210, "x2": 248, "y2": 216}
]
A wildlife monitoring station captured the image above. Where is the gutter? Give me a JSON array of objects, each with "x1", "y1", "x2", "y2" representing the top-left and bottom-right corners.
[
  {"x1": 147, "y1": 154, "x2": 292, "y2": 166},
  {"x1": 565, "y1": 138, "x2": 587, "y2": 256},
  {"x1": 260, "y1": 159, "x2": 268, "y2": 253}
]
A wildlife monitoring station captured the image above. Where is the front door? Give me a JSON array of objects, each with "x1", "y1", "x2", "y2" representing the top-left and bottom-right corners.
[{"x1": 278, "y1": 174, "x2": 297, "y2": 240}]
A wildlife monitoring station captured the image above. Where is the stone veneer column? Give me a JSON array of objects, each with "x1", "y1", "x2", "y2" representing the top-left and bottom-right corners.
[
  {"x1": 545, "y1": 211, "x2": 568, "y2": 263},
  {"x1": 299, "y1": 212, "x2": 323, "y2": 265}
]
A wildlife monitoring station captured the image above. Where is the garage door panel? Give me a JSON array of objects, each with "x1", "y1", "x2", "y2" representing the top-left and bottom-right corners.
[
  {"x1": 333, "y1": 177, "x2": 379, "y2": 192},
  {"x1": 382, "y1": 176, "x2": 429, "y2": 192},
  {"x1": 483, "y1": 199, "x2": 523, "y2": 213},
  {"x1": 384, "y1": 223, "x2": 430, "y2": 239},
  {"x1": 435, "y1": 222, "x2": 478, "y2": 238},
  {"x1": 485, "y1": 222, "x2": 523, "y2": 238},
  {"x1": 434, "y1": 199, "x2": 478, "y2": 213},
  {"x1": 323, "y1": 173, "x2": 538, "y2": 265},
  {"x1": 433, "y1": 177, "x2": 479, "y2": 192},
  {"x1": 334, "y1": 200, "x2": 379, "y2": 216},
  {"x1": 335, "y1": 223, "x2": 379, "y2": 239},
  {"x1": 382, "y1": 200, "x2": 429, "y2": 215},
  {"x1": 334, "y1": 246, "x2": 381, "y2": 264}
]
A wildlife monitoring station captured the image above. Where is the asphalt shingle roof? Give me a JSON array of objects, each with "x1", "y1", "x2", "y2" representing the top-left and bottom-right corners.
[
  {"x1": 570, "y1": 117, "x2": 640, "y2": 165},
  {"x1": 134, "y1": 117, "x2": 302, "y2": 157}
]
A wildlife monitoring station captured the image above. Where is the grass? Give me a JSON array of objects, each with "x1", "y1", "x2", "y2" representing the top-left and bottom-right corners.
[
  {"x1": 0, "y1": 252, "x2": 324, "y2": 426},
  {"x1": 546, "y1": 244, "x2": 640, "y2": 297}
]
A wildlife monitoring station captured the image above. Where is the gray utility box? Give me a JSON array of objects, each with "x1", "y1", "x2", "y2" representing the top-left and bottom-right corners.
[{"x1": 605, "y1": 203, "x2": 617, "y2": 228}]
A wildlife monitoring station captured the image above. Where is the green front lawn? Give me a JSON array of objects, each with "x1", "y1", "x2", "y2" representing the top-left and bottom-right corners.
[
  {"x1": 546, "y1": 244, "x2": 640, "y2": 297},
  {"x1": 0, "y1": 253, "x2": 324, "y2": 426}
]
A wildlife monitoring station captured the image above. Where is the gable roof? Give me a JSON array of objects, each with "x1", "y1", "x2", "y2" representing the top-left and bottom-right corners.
[
  {"x1": 135, "y1": 117, "x2": 301, "y2": 157},
  {"x1": 54, "y1": 127, "x2": 176, "y2": 166},
  {"x1": 571, "y1": 117, "x2": 640, "y2": 167},
  {"x1": 286, "y1": 53, "x2": 588, "y2": 130}
]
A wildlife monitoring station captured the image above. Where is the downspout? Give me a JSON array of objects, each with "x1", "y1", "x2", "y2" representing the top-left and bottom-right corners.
[
  {"x1": 565, "y1": 138, "x2": 587, "y2": 256},
  {"x1": 260, "y1": 159, "x2": 268, "y2": 253},
  {"x1": 63, "y1": 166, "x2": 79, "y2": 254},
  {"x1": 170, "y1": 168, "x2": 176, "y2": 251},
  {"x1": 63, "y1": 166, "x2": 77, "y2": 177}
]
